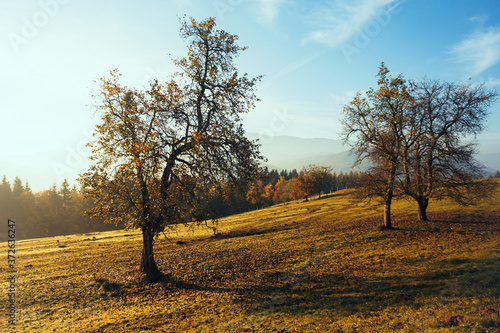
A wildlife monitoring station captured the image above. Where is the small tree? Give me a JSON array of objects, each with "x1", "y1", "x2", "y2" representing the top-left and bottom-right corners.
[
  {"x1": 79, "y1": 17, "x2": 263, "y2": 279},
  {"x1": 309, "y1": 165, "x2": 333, "y2": 198},
  {"x1": 293, "y1": 171, "x2": 315, "y2": 201}
]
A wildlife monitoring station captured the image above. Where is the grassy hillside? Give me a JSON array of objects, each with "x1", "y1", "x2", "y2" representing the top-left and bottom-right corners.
[{"x1": 2, "y1": 180, "x2": 500, "y2": 332}]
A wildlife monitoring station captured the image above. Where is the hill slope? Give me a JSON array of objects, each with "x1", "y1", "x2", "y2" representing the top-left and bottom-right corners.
[{"x1": 2, "y1": 182, "x2": 500, "y2": 332}]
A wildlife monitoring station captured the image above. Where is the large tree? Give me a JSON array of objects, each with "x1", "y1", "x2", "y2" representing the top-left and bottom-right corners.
[
  {"x1": 402, "y1": 79, "x2": 497, "y2": 220},
  {"x1": 341, "y1": 63, "x2": 414, "y2": 228},
  {"x1": 79, "y1": 17, "x2": 263, "y2": 279}
]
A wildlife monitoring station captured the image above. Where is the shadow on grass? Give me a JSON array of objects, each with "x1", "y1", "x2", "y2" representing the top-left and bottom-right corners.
[
  {"x1": 210, "y1": 223, "x2": 300, "y2": 240},
  {"x1": 372, "y1": 211, "x2": 500, "y2": 233},
  {"x1": 428, "y1": 211, "x2": 499, "y2": 223},
  {"x1": 321, "y1": 192, "x2": 351, "y2": 200},
  {"x1": 83, "y1": 210, "x2": 499, "y2": 330},
  {"x1": 137, "y1": 255, "x2": 500, "y2": 319},
  {"x1": 237, "y1": 256, "x2": 500, "y2": 317}
]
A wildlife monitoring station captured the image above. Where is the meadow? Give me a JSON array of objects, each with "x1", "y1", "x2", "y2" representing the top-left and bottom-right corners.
[{"x1": 1, "y1": 180, "x2": 499, "y2": 332}]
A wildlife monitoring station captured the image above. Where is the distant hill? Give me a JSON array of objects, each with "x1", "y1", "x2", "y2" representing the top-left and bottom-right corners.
[
  {"x1": 477, "y1": 153, "x2": 500, "y2": 175},
  {"x1": 246, "y1": 134, "x2": 359, "y2": 173},
  {"x1": 248, "y1": 134, "x2": 500, "y2": 175}
]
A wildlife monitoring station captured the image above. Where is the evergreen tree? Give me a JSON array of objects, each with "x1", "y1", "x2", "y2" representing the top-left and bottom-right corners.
[{"x1": 12, "y1": 176, "x2": 24, "y2": 197}]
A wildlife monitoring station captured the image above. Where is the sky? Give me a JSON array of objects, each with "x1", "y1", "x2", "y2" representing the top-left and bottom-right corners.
[{"x1": 1, "y1": 0, "x2": 500, "y2": 191}]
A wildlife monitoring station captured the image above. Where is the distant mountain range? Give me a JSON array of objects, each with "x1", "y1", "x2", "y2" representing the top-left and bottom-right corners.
[
  {"x1": 1, "y1": 134, "x2": 498, "y2": 193},
  {"x1": 247, "y1": 134, "x2": 500, "y2": 176}
]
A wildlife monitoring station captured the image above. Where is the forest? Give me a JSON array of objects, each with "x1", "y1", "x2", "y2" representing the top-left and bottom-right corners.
[
  {"x1": 0, "y1": 176, "x2": 116, "y2": 240},
  {"x1": 0, "y1": 167, "x2": 363, "y2": 240}
]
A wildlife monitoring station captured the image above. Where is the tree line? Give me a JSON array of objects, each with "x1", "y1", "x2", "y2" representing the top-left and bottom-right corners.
[
  {"x1": 0, "y1": 165, "x2": 361, "y2": 240},
  {"x1": 201, "y1": 166, "x2": 363, "y2": 217},
  {"x1": 0, "y1": 176, "x2": 118, "y2": 240},
  {"x1": 244, "y1": 165, "x2": 362, "y2": 209}
]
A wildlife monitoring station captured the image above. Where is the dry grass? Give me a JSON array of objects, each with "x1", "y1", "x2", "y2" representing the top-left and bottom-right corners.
[{"x1": 2, "y1": 181, "x2": 500, "y2": 332}]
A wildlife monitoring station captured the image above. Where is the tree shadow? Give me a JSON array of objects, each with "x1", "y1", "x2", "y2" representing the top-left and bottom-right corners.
[
  {"x1": 142, "y1": 256, "x2": 500, "y2": 319},
  {"x1": 321, "y1": 192, "x2": 350, "y2": 200},
  {"x1": 210, "y1": 223, "x2": 300, "y2": 240},
  {"x1": 426, "y1": 211, "x2": 500, "y2": 225},
  {"x1": 371, "y1": 211, "x2": 500, "y2": 233},
  {"x1": 232, "y1": 256, "x2": 500, "y2": 317},
  {"x1": 392, "y1": 212, "x2": 500, "y2": 233}
]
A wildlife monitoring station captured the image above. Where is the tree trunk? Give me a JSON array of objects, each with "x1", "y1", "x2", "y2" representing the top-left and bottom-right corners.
[
  {"x1": 384, "y1": 196, "x2": 393, "y2": 229},
  {"x1": 140, "y1": 225, "x2": 161, "y2": 279},
  {"x1": 417, "y1": 196, "x2": 429, "y2": 221},
  {"x1": 384, "y1": 169, "x2": 395, "y2": 229}
]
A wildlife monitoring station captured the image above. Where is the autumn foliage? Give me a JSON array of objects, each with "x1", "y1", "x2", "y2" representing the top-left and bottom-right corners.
[
  {"x1": 342, "y1": 63, "x2": 497, "y2": 228},
  {"x1": 79, "y1": 17, "x2": 263, "y2": 278},
  {"x1": 244, "y1": 166, "x2": 361, "y2": 208}
]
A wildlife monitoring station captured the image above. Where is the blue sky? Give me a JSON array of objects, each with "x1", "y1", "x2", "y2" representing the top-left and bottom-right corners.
[{"x1": 1, "y1": 0, "x2": 500, "y2": 191}]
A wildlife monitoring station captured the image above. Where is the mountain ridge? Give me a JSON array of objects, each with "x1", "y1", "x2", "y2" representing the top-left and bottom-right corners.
[{"x1": 248, "y1": 133, "x2": 500, "y2": 175}]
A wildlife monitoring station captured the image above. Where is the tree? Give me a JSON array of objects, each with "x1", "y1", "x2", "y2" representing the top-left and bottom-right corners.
[
  {"x1": 342, "y1": 64, "x2": 497, "y2": 227},
  {"x1": 0, "y1": 176, "x2": 12, "y2": 223},
  {"x1": 12, "y1": 176, "x2": 24, "y2": 197},
  {"x1": 246, "y1": 180, "x2": 273, "y2": 208},
  {"x1": 24, "y1": 181, "x2": 32, "y2": 193},
  {"x1": 15, "y1": 189, "x2": 36, "y2": 239},
  {"x1": 307, "y1": 165, "x2": 333, "y2": 198},
  {"x1": 288, "y1": 165, "x2": 334, "y2": 200},
  {"x1": 263, "y1": 183, "x2": 274, "y2": 206},
  {"x1": 273, "y1": 176, "x2": 291, "y2": 204},
  {"x1": 294, "y1": 172, "x2": 314, "y2": 201},
  {"x1": 79, "y1": 17, "x2": 263, "y2": 279},
  {"x1": 0, "y1": 175, "x2": 11, "y2": 200},
  {"x1": 246, "y1": 180, "x2": 266, "y2": 208},
  {"x1": 57, "y1": 179, "x2": 73, "y2": 234},
  {"x1": 402, "y1": 79, "x2": 497, "y2": 220},
  {"x1": 341, "y1": 63, "x2": 414, "y2": 228}
]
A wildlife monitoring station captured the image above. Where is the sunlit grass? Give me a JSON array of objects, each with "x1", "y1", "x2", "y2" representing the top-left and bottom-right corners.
[{"x1": 1, "y1": 180, "x2": 499, "y2": 332}]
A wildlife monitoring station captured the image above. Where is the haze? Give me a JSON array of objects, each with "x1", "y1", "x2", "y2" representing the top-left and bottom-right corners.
[{"x1": 1, "y1": 0, "x2": 500, "y2": 191}]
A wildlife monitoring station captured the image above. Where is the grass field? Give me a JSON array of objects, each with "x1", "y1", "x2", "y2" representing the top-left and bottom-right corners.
[{"x1": 2, "y1": 180, "x2": 500, "y2": 332}]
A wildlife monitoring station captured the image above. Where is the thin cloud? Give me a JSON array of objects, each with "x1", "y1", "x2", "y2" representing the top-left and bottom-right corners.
[
  {"x1": 468, "y1": 15, "x2": 488, "y2": 25},
  {"x1": 267, "y1": 51, "x2": 325, "y2": 84},
  {"x1": 450, "y1": 27, "x2": 500, "y2": 77},
  {"x1": 485, "y1": 76, "x2": 500, "y2": 87},
  {"x1": 303, "y1": 0, "x2": 402, "y2": 47},
  {"x1": 253, "y1": 0, "x2": 286, "y2": 26}
]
